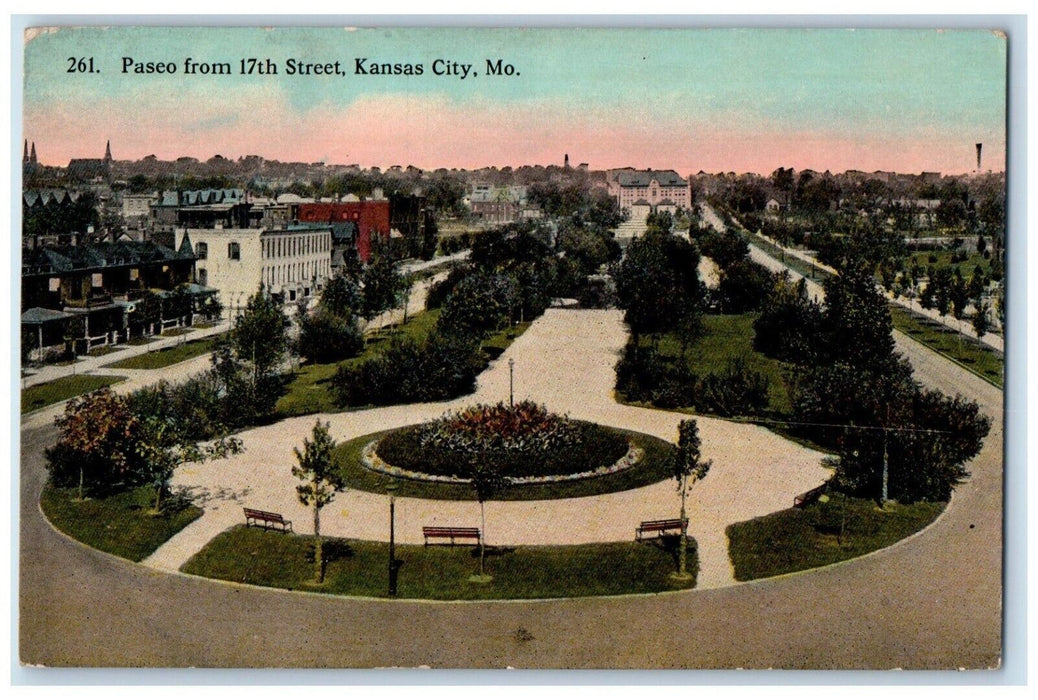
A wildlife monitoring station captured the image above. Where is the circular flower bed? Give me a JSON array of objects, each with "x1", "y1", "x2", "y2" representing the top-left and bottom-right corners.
[{"x1": 373, "y1": 401, "x2": 632, "y2": 481}]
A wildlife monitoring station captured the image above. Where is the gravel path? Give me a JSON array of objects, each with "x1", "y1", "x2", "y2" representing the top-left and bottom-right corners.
[{"x1": 148, "y1": 308, "x2": 829, "y2": 589}]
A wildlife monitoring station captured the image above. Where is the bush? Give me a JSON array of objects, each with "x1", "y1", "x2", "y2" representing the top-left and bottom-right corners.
[
  {"x1": 332, "y1": 331, "x2": 485, "y2": 407},
  {"x1": 297, "y1": 309, "x2": 363, "y2": 364},
  {"x1": 717, "y1": 259, "x2": 775, "y2": 313},
  {"x1": 696, "y1": 358, "x2": 771, "y2": 417}
]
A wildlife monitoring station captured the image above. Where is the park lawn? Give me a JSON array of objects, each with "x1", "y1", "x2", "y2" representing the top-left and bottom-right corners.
[
  {"x1": 331, "y1": 427, "x2": 676, "y2": 501},
  {"x1": 276, "y1": 309, "x2": 532, "y2": 418},
  {"x1": 907, "y1": 250, "x2": 992, "y2": 277},
  {"x1": 104, "y1": 335, "x2": 224, "y2": 370},
  {"x1": 736, "y1": 227, "x2": 833, "y2": 283},
  {"x1": 21, "y1": 374, "x2": 125, "y2": 413},
  {"x1": 40, "y1": 485, "x2": 203, "y2": 562},
  {"x1": 482, "y1": 321, "x2": 532, "y2": 358},
  {"x1": 888, "y1": 305, "x2": 1003, "y2": 387},
  {"x1": 726, "y1": 493, "x2": 945, "y2": 581},
  {"x1": 275, "y1": 309, "x2": 443, "y2": 417},
  {"x1": 182, "y1": 526, "x2": 698, "y2": 599},
  {"x1": 645, "y1": 313, "x2": 792, "y2": 415}
]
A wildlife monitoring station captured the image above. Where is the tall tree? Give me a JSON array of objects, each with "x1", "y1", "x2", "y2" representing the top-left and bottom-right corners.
[
  {"x1": 232, "y1": 285, "x2": 290, "y2": 383},
  {"x1": 292, "y1": 421, "x2": 345, "y2": 584},
  {"x1": 360, "y1": 251, "x2": 407, "y2": 321},
  {"x1": 671, "y1": 419, "x2": 711, "y2": 580},
  {"x1": 615, "y1": 232, "x2": 703, "y2": 344},
  {"x1": 320, "y1": 271, "x2": 364, "y2": 318},
  {"x1": 821, "y1": 262, "x2": 895, "y2": 370}
]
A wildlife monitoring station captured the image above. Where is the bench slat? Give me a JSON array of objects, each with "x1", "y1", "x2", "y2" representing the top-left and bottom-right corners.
[
  {"x1": 635, "y1": 517, "x2": 687, "y2": 541},
  {"x1": 243, "y1": 507, "x2": 292, "y2": 532},
  {"x1": 422, "y1": 526, "x2": 481, "y2": 546}
]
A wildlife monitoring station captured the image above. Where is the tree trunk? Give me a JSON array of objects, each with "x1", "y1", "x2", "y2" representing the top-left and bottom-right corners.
[
  {"x1": 153, "y1": 482, "x2": 163, "y2": 512},
  {"x1": 313, "y1": 500, "x2": 323, "y2": 583}
]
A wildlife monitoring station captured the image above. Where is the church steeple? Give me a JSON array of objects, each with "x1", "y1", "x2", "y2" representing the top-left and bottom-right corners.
[
  {"x1": 30, "y1": 142, "x2": 37, "y2": 164},
  {"x1": 23, "y1": 139, "x2": 28, "y2": 163},
  {"x1": 104, "y1": 139, "x2": 112, "y2": 163}
]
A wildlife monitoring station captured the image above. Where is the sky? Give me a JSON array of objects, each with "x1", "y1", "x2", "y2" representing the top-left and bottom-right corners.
[{"x1": 22, "y1": 26, "x2": 1008, "y2": 176}]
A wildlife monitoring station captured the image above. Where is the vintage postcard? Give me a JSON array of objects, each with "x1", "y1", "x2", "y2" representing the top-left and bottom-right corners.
[{"x1": 18, "y1": 24, "x2": 1008, "y2": 671}]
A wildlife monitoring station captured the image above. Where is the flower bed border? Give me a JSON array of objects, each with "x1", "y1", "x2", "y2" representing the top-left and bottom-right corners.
[{"x1": 362, "y1": 439, "x2": 644, "y2": 485}]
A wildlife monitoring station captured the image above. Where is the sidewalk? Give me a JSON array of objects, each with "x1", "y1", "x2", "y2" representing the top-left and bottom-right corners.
[
  {"x1": 752, "y1": 229, "x2": 1004, "y2": 352},
  {"x1": 706, "y1": 204, "x2": 1004, "y2": 353},
  {"x1": 21, "y1": 320, "x2": 231, "y2": 390}
]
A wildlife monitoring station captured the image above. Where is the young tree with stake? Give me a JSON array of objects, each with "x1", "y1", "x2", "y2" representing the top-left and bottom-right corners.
[
  {"x1": 467, "y1": 460, "x2": 508, "y2": 583},
  {"x1": 293, "y1": 421, "x2": 345, "y2": 583},
  {"x1": 672, "y1": 419, "x2": 711, "y2": 580}
]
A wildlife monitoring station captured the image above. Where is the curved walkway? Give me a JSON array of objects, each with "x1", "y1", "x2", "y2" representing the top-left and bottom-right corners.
[
  {"x1": 19, "y1": 315, "x2": 1004, "y2": 670},
  {"x1": 149, "y1": 309, "x2": 829, "y2": 591}
]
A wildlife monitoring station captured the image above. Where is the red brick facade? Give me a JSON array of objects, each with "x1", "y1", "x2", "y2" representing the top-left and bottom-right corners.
[{"x1": 295, "y1": 201, "x2": 390, "y2": 262}]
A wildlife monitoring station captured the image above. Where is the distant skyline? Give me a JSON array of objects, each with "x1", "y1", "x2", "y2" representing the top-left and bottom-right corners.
[{"x1": 23, "y1": 27, "x2": 1007, "y2": 176}]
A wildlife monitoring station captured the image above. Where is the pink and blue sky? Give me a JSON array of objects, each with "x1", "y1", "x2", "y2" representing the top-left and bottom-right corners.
[{"x1": 23, "y1": 27, "x2": 1007, "y2": 175}]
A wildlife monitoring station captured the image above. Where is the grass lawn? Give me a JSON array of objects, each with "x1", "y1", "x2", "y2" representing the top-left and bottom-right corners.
[
  {"x1": 641, "y1": 313, "x2": 792, "y2": 415},
  {"x1": 888, "y1": 305, "x2": 1003, "y2": 387},
  {"x1": 907, "y1": 250, "x2": 992, "y2": 277},
  {"x1": 21, "y1": 374, "x2": 125, "y2": 413},
  {"x1": 40, "y1": 485, "x2": 203, "y2": 562},
  {"x1": 331, "y1": 427, "x2": 676, "y2": 501},
  {"x1": 737, "y1": 228, "x2": 834, "y2": 283},
  {"x1": 726, "y1": 493, "x2": 945, "y2": 581},
  {"x1": 275, "y1": 310, "x2": 532, "y2": 418},
  {"x1": 182, "y1": 526, "x2": 698, "y2": 599},
  {"x1": 104, "y1": 335, "x2": 224, "y2": 371},
  {"x1": 126, "y1": 336, "x2": 157, "y2": 347},
  {"x1": 86, "y1": 345, "x2": 118, "y2": 357},
  {"x1": 275, "y1": 309, "x2": 443, "y2": 417}
]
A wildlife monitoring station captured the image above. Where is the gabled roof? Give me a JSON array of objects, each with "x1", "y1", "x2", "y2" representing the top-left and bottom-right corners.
[
  {"x1": 22, "y1": 240, "x2": 195, "y2": 276},
  {"x1": 615, "y1": 170, "x2": 688, "y2": 187}
]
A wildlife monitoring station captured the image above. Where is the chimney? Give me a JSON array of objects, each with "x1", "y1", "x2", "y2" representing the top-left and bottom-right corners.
[{"x1": 976, "y1": 143, "x2": 982, "y2": 170}]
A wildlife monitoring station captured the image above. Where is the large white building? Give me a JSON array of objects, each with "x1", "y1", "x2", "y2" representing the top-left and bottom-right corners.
[
  {"x1": 176, "y1": 226, "x2": 332, "y2": 313},
  {"x1": 608, "y1": 170, "x2": 692, "y2": 211}
]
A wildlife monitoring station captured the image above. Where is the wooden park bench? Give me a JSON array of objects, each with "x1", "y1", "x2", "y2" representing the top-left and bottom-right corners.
[
  {"x1": 635, "y1": 518, "x2": 688, "y2": 541},
  {"x1": 243, "y1": 507, "x2": 293, "y2": 532},
  {"x1": 794, "y1": 482, "x2": 829, "y2": 508},
  {"x1": 422, "y1": 526, "x2": 481, "y2": 547}
]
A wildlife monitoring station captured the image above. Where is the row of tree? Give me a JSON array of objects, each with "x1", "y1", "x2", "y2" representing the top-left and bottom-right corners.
[{"x1": 752, "y1": 264, "x2": 990, "y2": 502}]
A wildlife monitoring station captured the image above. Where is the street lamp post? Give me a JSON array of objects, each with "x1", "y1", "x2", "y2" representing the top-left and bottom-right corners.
[
  {"x1": 880, "y1": 428, "x2": 889, "y2": 507},
  {"x1": 386, "y1": 480, "x2": 399, "y2": 597},
  {"x1": 508, "y1": 357, "x2": 515, "y2": 407}
]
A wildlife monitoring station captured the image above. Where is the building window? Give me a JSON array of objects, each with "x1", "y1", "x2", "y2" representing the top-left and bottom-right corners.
[
  {"x1": 196, "y1": 242, "x2": 208, "y2": 259},
  {"x1": 198, "y1": 269, "x2": 208, "y2": 286},
  {"x1": 228, "y1": 242, "x2": 240, "y2": 260}
]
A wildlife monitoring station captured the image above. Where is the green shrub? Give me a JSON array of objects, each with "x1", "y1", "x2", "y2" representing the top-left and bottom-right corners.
[
  {"x1": 332, "y1": 331, "x2": 485, "y2": 407},
  {"x1": 297, "y1": 309, "x2": 364, "y2": 364}
]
